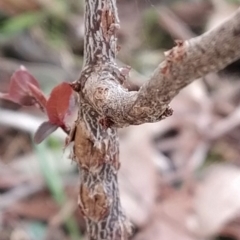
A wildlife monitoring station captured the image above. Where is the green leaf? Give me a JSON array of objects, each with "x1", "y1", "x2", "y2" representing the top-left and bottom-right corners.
[
  {"x1": 35, "y1": 141, "x2": 82, "y2": 240},
  {"x1": 0, "y1": 11, "x2": 45, "y2": 36}
]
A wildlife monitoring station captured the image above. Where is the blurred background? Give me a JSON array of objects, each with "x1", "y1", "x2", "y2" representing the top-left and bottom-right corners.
[{"x1": 1, "y1": 0, "x2": 240, "y2": 239}]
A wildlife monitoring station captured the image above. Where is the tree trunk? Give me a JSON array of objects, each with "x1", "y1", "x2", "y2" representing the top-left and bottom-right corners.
[{"x1": 73, "y1": 0, "x2": 132, "y2": 239}]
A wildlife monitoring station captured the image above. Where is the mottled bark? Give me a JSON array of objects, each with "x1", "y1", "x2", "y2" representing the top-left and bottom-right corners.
[
  {"x1": 72, "y1": 1, "x2": 240, "y2": 240},
  {"x1": 73, "y1": 1, "x2": 132, "y2": 240}
]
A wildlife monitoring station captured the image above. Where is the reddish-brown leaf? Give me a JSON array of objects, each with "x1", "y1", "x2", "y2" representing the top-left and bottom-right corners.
[
  {"x1": 0, "y1": 66, "x2": 47, "y2": 110},
  {"x1": 46, "y1": 82, "x2": 77, "y2": 131},
  {"x1": 34, "y1": 121, "x2": 58, "y2": 144},
  {"x1": 28, "y1": 83, "x2": 47, "y2": 111}
]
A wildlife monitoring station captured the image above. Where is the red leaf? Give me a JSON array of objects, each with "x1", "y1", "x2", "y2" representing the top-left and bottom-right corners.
[
  {"x1": 46, "y1": 82, "x2": 77, "y2": 132},
  {"x1": 34, "y1": 82, "x2": 77, "y2": 144},
  {"x1": 34, "y1": 121, "x2": 58, "y2": 144},
  {"x1": 28, "y1": 83, "x2": 47, "y2": 111},
  {"x1": 0, "y1": 66, "x2": 47, "y2": 110}
]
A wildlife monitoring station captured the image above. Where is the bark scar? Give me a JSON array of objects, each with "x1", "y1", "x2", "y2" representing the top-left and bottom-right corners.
[
  {"x1": 101, "y1": 5, "x2": 119, "y2": 40},
  {"x1": 99, "y1": 117, "x2": 114, "y2": 129},
  {"x1": 161, "y1": 40, "x2": 186, "y2": 75}
]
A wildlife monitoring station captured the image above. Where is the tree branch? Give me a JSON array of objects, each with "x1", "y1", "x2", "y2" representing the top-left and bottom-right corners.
[{"x1": 82, "y1": 8, "x2": 240, "y2": 127}]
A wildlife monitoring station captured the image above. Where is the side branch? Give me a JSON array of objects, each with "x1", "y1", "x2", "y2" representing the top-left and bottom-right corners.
[{"x1": 83, "y1": 8, "x2": 240, "y2": 127}]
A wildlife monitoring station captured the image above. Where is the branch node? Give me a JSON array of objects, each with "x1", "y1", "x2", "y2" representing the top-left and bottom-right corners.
[{"x1": 70, "y1": 81, "x2": 81, "y2": 92}]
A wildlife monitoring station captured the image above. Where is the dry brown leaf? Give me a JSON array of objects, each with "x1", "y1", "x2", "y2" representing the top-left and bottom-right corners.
[
  {"x1": 219, "y1": 217, "x2": 240, "y2": 239},
  {"x1": 189, "y1": 164, "x2": 240, "y2": 237},
  {"x1": 11, "y1": 191, "x2": 59, "y2": 221},
  {"x1": 134, "y1": 189, "x2": 196, "y2": 240},
  {"x1": 0, "y1": 0, "x2": 40, "y2": 15},
  {"x1": 119, "y1": 124, "x2": 159, "y2": 227}
]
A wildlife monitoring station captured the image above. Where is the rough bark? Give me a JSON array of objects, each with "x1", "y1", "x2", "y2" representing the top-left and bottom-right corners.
[
  {"x1": 72, "y1": 1, "x2": 132, "y2": 240},
  {"x1": 72, "y1": 1, "x2": 240, "y2": 240}
]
